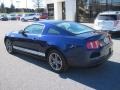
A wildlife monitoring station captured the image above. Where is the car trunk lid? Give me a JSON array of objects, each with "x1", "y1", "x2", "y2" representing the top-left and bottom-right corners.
[{"x1": 76, "y1": 31, "x2": 111, "y2": 47}]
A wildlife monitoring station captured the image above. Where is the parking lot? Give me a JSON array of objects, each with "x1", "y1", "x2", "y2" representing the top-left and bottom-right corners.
[{"x1": 0, "y1": 21, "x2": 120, "y2": 90}]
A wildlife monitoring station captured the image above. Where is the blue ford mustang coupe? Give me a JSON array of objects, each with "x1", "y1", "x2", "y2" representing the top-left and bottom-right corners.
[{"x1": 4, "y1": 20, "x2": 113, "y2": 72}]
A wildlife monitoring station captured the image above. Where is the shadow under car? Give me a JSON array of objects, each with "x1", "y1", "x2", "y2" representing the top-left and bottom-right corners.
[{"x1": 13, "y1": 52, "x2": 120, "y2": 90}]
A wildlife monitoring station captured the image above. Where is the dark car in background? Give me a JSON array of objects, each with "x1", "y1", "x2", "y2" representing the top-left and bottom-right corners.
[
  {"x1": 0, "y1": 15, "x2": 8, "y2": 21},
  {"x1": 4, "y1": 20, "x2": 113, "y2": 72},
  {"x1": 40, "y1": 13, "x2": 48, "y2": 19}
]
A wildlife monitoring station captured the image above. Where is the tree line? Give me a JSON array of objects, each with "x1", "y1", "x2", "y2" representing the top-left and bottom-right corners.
[{"x1": 0, "y1": 0, "x2": 45, "y2": 13}]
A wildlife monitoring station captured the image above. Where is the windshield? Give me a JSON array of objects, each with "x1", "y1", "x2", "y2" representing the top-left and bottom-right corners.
[{"x1": 57, "y1": 22, "x2": 93, "y2": 34}]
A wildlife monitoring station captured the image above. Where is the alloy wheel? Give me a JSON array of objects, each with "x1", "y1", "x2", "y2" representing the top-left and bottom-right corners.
[
  {"x1": 49, "y1": 53, "x2": 63, "y2": 71},
  {"x1": 5, "y1": 39, "x2": 13, "y2": 53}
]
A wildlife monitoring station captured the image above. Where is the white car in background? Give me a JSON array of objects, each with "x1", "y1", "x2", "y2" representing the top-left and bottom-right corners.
[
  {"x1": 20, "y1": 13, "x2": 40, "y2": 21},
  {"x1": 94, "y1": 11, "x2": 120, "y2": 33},
  {"x1": 7, "y1": 14, "x2": 17, "y2": 20}
]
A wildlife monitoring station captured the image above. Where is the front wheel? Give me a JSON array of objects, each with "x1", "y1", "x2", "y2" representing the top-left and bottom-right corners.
[
  {"x1": 21, "y1": 18, "x2": 25, "y2": 22},
  {"x1": 5, "y1": 39, "x2": 14, "y2": 54},
  {"x1": 47, "y1": 50, "x2": 68, "y2": 72},
  {"x1": 33, "y1": 17, "x2": 39, "y2": 21}
]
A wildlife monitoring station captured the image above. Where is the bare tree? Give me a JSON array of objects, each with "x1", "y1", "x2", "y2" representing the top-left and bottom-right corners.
[
  {"x1": 32, "y1": 0, "x2": 42, "y2": 9},
  {"x1": 32, "y1": 0, "x2": 44, "y2": 13}
]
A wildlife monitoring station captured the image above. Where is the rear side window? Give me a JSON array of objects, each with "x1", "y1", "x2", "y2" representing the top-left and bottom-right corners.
[
  {"x1": 98, "y1": 15, "x2": 117, "y2": 20},
  {"x1": 47, "y1": 28, "x2": 61, "y2": 35},
  {"x1": 10, "y1": 15, "x2": 15, "y2": 16},
  {"x1": 29, "y1": 14, "x2": 35, "y2": 16},
  {"x1": 25, "y1": 14, "x2": 34, "y2": 16}
]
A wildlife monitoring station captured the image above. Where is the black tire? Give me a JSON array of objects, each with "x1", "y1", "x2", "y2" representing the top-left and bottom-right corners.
[
  {"x1": 21, "y1": 18, "x2": 25, "y2": 22},
  {"x1": 33, "y1": 17, "x2": 39, "y2": 21},
  {"x1": 5, "y1": 39, "x2": 14, "y2": 54},
  {"x1": 47, "y1": 50, "x2": 68, "y2": 72}
]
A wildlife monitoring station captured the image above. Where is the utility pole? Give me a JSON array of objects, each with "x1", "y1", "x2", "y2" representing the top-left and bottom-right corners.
[{"x1": 26, "y1": 0, "x2": 27, "y2": 8}]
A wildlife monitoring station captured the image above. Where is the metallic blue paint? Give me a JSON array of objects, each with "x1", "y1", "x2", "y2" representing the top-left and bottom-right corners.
[{"x1": 4, "y1": 20, "x2": 113, "y2": 66}]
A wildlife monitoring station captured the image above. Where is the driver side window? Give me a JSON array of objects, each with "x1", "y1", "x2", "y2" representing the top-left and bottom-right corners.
[{"x1": 24, "y1": 24, "x2": 44, "y2": 34}]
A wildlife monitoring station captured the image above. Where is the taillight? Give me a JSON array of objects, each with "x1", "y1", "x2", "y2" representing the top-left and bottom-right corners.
[
  {"x1": 114, "y1": 21, "x2": 119, "y2": 27},
  {"x1": 86, "y1": 40, "x2": 100, "y2": 49}
]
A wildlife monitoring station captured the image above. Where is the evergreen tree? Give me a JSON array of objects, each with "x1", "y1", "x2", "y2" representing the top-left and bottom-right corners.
[
  {"x1": 0, "y1": 3, "x2": 5, "y2": 13},
  {"x1": 10, "y1": 4, "x2": 15, "y2": 12}
]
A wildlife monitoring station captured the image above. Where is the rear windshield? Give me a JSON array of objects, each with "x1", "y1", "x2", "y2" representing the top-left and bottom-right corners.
[
  {"x1": 98, "y1": 15, "x2": 117, "y2": 20},
  {"x1": 57, "y1": 22, "x2": 93, "y2": 34}
]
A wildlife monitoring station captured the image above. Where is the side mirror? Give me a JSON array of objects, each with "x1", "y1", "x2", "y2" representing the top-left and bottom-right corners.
[
  {"x1": 19, "y1": 30, "x2": 28, "y2": 37},
  {"x1": 19, "y1": 30, "x2": 24, "y2": 34}
]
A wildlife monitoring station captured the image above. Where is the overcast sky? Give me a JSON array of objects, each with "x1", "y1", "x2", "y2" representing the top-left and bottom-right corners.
[{"x1": 0, "y1": 0, "x2": 44, "y2": 9}]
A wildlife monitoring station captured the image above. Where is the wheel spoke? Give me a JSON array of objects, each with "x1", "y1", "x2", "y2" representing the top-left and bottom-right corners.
[
  {"x1": 51, "y1": 55, "x2": 55, "y2": 60},
  {"x1": 54, "y1": 54, "x2": 58, "y2": 60},
  {"x1": 50, "y1": 61, "x2": 55, "y2": 67},
  {"x1": 55, "y1": 64, "x2": 59, "y2": 70},
  {"x1": 56, "y1": 60, "x2": 62, "y2": 65}
]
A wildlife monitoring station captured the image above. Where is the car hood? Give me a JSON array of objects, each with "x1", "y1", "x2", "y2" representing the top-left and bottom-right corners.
[{"x1": 5, "y1": 31, "x2": 18, "y2": 36}]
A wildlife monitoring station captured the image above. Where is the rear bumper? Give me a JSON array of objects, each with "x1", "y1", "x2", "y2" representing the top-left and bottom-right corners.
[{"x1": 65, "y1": 43, "x2": 113, "y2": 67}]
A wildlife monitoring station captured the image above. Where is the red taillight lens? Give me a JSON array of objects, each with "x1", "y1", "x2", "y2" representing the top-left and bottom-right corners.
[{"x1": 86, "y1": 40, "x2": 100, "y2": 49}]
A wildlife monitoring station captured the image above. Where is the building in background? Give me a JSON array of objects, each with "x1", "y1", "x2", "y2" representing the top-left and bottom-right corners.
[
  {"x1": 44, "y1": 0, "x2": 120, "y2": 22},
  {"x1": 44, "y1": 0, "x2": 76, "y2": 21},
  {"x1": 76, "y1": 0, "x2": 120, "y2": 22}
]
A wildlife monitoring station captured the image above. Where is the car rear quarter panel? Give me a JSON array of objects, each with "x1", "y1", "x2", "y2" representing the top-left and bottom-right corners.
[{"x1": 40, "y1": 35, "x2": 86, "y2": 55}]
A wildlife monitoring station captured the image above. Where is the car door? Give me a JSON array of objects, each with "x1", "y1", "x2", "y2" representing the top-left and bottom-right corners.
[
  {"x1": 28, "y1": 14, "x2": 34, "y2": 20},
  {"x1": 13, "y1": 24, "x2": 45, "y2": 56},
  {"x1": 24, "y1": 14, "x2": 31, "y2": 20}
]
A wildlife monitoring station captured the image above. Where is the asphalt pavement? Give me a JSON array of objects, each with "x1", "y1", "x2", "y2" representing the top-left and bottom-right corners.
[{"x1": 0, "y1": 21, "x2": 120, "y2": 90}]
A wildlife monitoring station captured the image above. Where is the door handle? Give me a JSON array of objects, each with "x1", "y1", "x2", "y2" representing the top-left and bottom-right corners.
[
  {"x1": 33, "y1": 38, "x2": 36, "y2": 40},
  {"x1": 32, "y1": 38, "x2": 38, "y2": 40}
]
